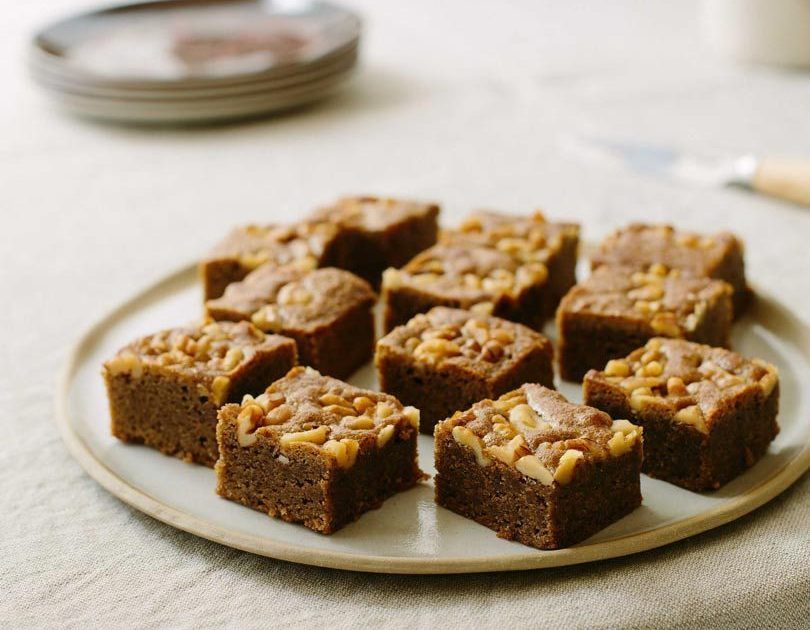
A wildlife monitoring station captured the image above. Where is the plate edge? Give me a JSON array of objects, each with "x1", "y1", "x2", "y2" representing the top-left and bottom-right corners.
[{"x1": 55, "y1": 262, "x2": 810, "y2": 574}]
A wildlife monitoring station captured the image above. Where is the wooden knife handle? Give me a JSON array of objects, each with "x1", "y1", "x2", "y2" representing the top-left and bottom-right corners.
[{"x1": 752, "y1": 158, "x2": 810, "y2": 207}]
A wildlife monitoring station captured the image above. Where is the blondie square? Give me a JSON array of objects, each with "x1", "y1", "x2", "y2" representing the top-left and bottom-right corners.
[
  {"x1": 381, "y1": 211, "x2": 578, "y2": 333},
  {"x1": 200, "y1": 221, "x2": 339, "y2": 300},
  {"x1": 583, "y1": 338, "x2": 779, "y2": 491},
  {"x1": 434, "y1": 384, "x2": 643, "y2": 549},
  {"x1": 376, "y1": 307, "x2": 554, "y2": 434},
  {"x1": 305, "y1": 195, "x2": 440, "y2": 287},
  {"x1": 215, "y1": 366, "x2": 424, "y2": 534},
  {"x1": 103, "y1": 320, "x2": 297, "y2": 466},
  {"x1": 443, "y1": 210, "x2": 579, "y2": 301},
  {"x1": 591, "y1": 223, "x2": 748, "y2": 314},
  {"x1": 206, "y1": 266, "x2": 375, "y2": 379},
  {"x1": 556, "y1": 264, "x2": 733, "y2": 381}
]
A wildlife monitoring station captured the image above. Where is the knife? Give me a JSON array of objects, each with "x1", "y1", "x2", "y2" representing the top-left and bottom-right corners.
[{"x1": 562, "y1": 135, "x2": 810, "y2": 208}]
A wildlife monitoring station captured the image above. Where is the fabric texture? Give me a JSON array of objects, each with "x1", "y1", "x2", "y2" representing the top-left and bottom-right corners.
[{"x1": 2, "y1": 1, "x2": 810, "y2": 628}]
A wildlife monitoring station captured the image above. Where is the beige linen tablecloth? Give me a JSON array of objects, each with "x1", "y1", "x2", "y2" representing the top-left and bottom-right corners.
[{"x1": 2, "y1": 1, "x2": 809, "y2": 627}]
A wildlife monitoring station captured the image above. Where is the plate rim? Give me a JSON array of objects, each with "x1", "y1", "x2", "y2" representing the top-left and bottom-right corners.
[
  {"x1": 32, "y1": 0, "x2": 362, "y2": 88},
  {"x1": 29, "y1": 46, "x2": 359, "y2": 101},
  {"x1": 56, "y1": 262, "x2": 810, "y2": 574}
]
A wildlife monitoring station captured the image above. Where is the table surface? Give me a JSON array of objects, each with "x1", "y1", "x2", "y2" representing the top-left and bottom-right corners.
[{"x1": 3, "y1": 1, "x2": 810, "y2": 628}]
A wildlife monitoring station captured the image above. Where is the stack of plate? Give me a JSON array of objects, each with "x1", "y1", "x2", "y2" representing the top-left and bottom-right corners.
[{"x1": 29, "y1": 0, "x2": 361, "y2": 125}]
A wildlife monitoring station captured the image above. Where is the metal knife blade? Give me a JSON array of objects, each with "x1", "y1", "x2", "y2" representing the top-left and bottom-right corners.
[{"x1": 561, "y1": 135, "x2": 759, "y2": 188}]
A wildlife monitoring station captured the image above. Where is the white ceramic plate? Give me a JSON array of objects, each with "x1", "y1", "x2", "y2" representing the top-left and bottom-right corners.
[
  {"x1": 39, "y1": 69, "x2": 355, "y2": 124},
  {"x1": 29, "y1": 44, "x2": 359, "y2": 100},
  {"x1": 57, "y1": 263, "x2": 810, "y2": 574},
  {"x1": 32, "y1": 0, "x2": 361, "y2": 87}
]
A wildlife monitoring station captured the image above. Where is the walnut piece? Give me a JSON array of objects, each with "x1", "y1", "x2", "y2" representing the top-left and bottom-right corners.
[
  {"x1": 280, "y1": 425, "x2": 329, "y2": 446},
  {"x1": 452, "y1": 425, "x2": 492, "y2": 467},
  {"x1": 413, "y1": 338, "x2": 461, "y2": 364},
  {"x1": 376, "y1": 424, "x2": 396, "y2": 448},
  {"x1": 515, "y1": 455, "x2": 554, "y2": 484},
  {"x1": 323, "y1": 439, "x2": 359, "y2": 468},
  {"x1": 553, "y1": 449, "x2": 584, "y2": 485},
  {"x1": 106, "y1": 352, "x2": 143, "y2": 378},
  {"x1": 211, "y1": 376, "x2": 230, "y2": 405},
  {"x1": 486, "y1": 434, "x2": 527, "y2": 465},
  {"x1": 251, "y1": 305, "x2": 283, "y2": 332},
  {"x1": 608, "y1": 419, "x2": 642, "y2": 457},
  {"x1": 673, "y1": 405, "x2": 707, "y2": 433}
]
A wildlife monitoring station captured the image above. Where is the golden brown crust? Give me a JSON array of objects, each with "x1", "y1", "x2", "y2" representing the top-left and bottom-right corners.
[
  {"x1": 435, "y1": 384, "x2": 642, "y2": 480},
  {"x1": 559, "y1": 264, "x2": 732, "y2": 337},
  {"x1": 206, "y1": 266, "x2": 376, "y2": 331},
  {"x1": 205, "y1": 223, "x2": 336, "y2": 271},
  {"x1": 218, "y1": 366, "x2": 421, "y2": 462},
  {"x1": 584, "y1": 338, "x2": 778, "y2": 433},
  {"x1": 308, "y1": 195, "x2": 440, "y2": 233},
  {"x1": 591, "y1": 223, "x2": 742, "y2": 275},
  {"x1": 442, "y1": 209, "x2": 579, "y2": 251},
  {"x1": 103, "y1": 320, "x2": 292, "y2": 383},
  {"x1": 376, "y1": 306, "x2": 551, "y2": 377}
]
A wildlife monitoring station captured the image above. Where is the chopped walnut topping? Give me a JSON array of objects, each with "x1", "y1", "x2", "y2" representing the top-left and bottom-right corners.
[
  {"x1": 352, "y1": 396, "x2": 375, "y2": 413},
  {"x1": 236, "y1": 404, "x2": 263, "y2": 447},
  {"x1": 402, "y1": 406, "x2": 421, "y2": 429},
  {"x1": 666, "y1": 376, "x2": 687, "y2": 396},
  {"x1": 452, "y1": 426, "x2": 492, "y2": 467},
  {"x1": 106, "y1": 352, "x2": 143, "y2": 378},
  {"x1": 413, "y1": 338, "x2": 461, "y2": 364},
  {"x1": 396, "y1": 310, "x2": 528, "y2": 366},
  {"x1": 228, "y1": 367, "x2": 416, "y2": 466},
  {"x1": 592, "y1": 338, "x2": 777, "y2": 434},
  {"x1": 251, "y1": 305, "x2": 283, "y2": 332},
  {"x1": 382, "y1": 214, "x2": 573, "y2": 308},
  {"x1": 323, "y1": 439, "x2": 360, "y2": 468},
  {"x1": 377, "y1": 424, "x2": 396, "y2": 448},
  {"x1": 487, "y1": 434, "x2": 528, "y2": 465},
  {"x1": 650, "y1": 312, "x2": 682, "y2": 337},
  {"x1": 210, "y1": 221, "x2": 336, "y2": 274},
  {"x1": 342, "y1": 416, "x2": 375, "y2": 430},
  {"x1": 604, "y1": 359, "x2": 631, "y2": 377},
  {"x1": 276, "y1": 282, "x2": 313, "y2": 306},
  {"x1": 674, "y1": 405, "x2": 706, "y2": 433},
  {"x1": 106, "y1": 321, "x2": 266, "y2": 380},
  {"x1": 553, "y1": 449, "x2": 584, "y2": 485},
  {"x1": 509, "y1": 403, "x2": 541, "y2": 431},
  {"x1": 445, "y1": 385, "x2": 635, "y2": 489},
  {"x1": 608, "y1": 419, "x2": 642, "y2": 456},
  {"x1": 382, "y1": 267, "x2": 404, "y2": 290},
  {"x1": 493, "y1": 391, "x2": 527, "y2": 413},
  {"x1": 280, "y1": 425, "x2": 330, "y2": 446},
  {"x1": 265, "y1": 404, "x2": 293, "y2": 425},
  {"x1": 221, "y1": 347, "x2": 244, "y2": 371},
  {"x1": 470, "y1": 302, "x2": 494, "y2": 316},
  {"x1": 562, "y1": 264, "x2": 731, "y2": 340},
  {"x1": 211, "y1": 376, "x2": 230, "y2": 405},
  {"x1": 515, "y1": 455, "x2": 554, "y2": 484}
]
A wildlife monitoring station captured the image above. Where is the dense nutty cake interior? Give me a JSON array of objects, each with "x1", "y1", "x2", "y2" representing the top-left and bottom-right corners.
[
  {"x1": 216, "y1": 366, "x2": 424, "y2": 533},
  {"x1": 557, "y1": 263, "x2": 733, "y2": 381},
  {"x1": 434, "y1": 384, "x2": 643, "y2": 549},
  {"x1": 376, "y1": 307, "x2": 554, "y2": 434},
  {"x1": 584, "y1": 338, "x2": 779, "y2": 490},
  {"x1": 103, "y1": 320, "x2": 297, "y2": 466}
]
